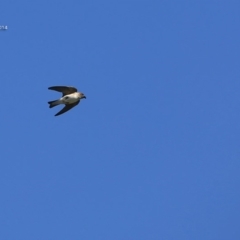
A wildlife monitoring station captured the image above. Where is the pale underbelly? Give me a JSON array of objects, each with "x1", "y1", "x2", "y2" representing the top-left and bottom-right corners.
[{"x1": 62, "y1": 96, "x2": 79, "y2": 104}]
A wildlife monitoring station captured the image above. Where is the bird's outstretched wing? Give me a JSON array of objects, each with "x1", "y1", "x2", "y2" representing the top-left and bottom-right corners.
[
  {"x1": 55, "y1": 101, "x2": 80, "y2": 116},
  {"x1": 48, "y1": 86, "x2": 78, "y2": 96}
]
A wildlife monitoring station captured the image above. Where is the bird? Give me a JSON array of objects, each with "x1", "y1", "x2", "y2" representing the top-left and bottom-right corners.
[{"x1": 48, "y1": 86, "x2": 86, "y2": 116}]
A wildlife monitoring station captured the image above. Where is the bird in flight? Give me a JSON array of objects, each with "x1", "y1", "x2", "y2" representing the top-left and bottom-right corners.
[{"x1": 48, "y1": 86, "x2": 86, "y2": 116}]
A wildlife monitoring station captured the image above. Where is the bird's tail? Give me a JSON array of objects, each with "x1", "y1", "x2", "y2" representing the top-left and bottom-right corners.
[{"x1": 48, "y1": 100, "x2": 61, "y2": 108}]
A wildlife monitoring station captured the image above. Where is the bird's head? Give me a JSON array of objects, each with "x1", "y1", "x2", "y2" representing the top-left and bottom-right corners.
[{"x1": 80, "y1": 92, "x2": 86, "y2": 99}]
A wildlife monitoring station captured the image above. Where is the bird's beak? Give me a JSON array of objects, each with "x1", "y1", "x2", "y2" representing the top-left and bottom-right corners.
[{"x1": 83, "y1": 96, "x2": 86, "y2": 99}]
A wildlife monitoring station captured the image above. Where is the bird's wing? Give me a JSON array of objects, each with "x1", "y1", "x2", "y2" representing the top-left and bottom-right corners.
[
  {"x1": 48, "y1": 86, "x2": 78, "y2": 96},
  {"x1": 55, "y1": 100, "x2": 80, "y2": 116}
]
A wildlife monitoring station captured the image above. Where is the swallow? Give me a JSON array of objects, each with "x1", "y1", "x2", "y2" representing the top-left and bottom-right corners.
[{"x1": 48, "y1": 86, "x2": 86, "y2": 116}]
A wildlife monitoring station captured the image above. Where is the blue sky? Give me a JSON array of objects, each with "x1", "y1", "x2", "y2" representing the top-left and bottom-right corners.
[{"x1": 1, "y1": 1, "x2": 240, "y2": 239}]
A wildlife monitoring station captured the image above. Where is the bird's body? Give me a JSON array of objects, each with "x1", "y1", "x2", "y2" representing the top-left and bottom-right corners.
[
  {"x1": 48, "y1": 86, "x2": 86, "y2": 116},
  {"x1": 56, "y1": 92, "x2": 82, "y2": 105}
]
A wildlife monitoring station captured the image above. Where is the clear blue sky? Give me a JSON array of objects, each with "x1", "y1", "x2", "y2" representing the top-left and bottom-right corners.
[{"x1": 1, "y1": 1, "x2": 240, "y2": 239}]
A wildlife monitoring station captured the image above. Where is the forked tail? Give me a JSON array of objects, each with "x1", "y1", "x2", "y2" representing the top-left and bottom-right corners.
[{"x1": 48, "y1": 100, "x2": 60, "y2": 108}]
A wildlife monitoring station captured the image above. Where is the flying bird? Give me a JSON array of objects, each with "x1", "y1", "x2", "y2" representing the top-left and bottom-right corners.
[{"x1": 48, "y1": 86, "x2": 86, "y2": 116}]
